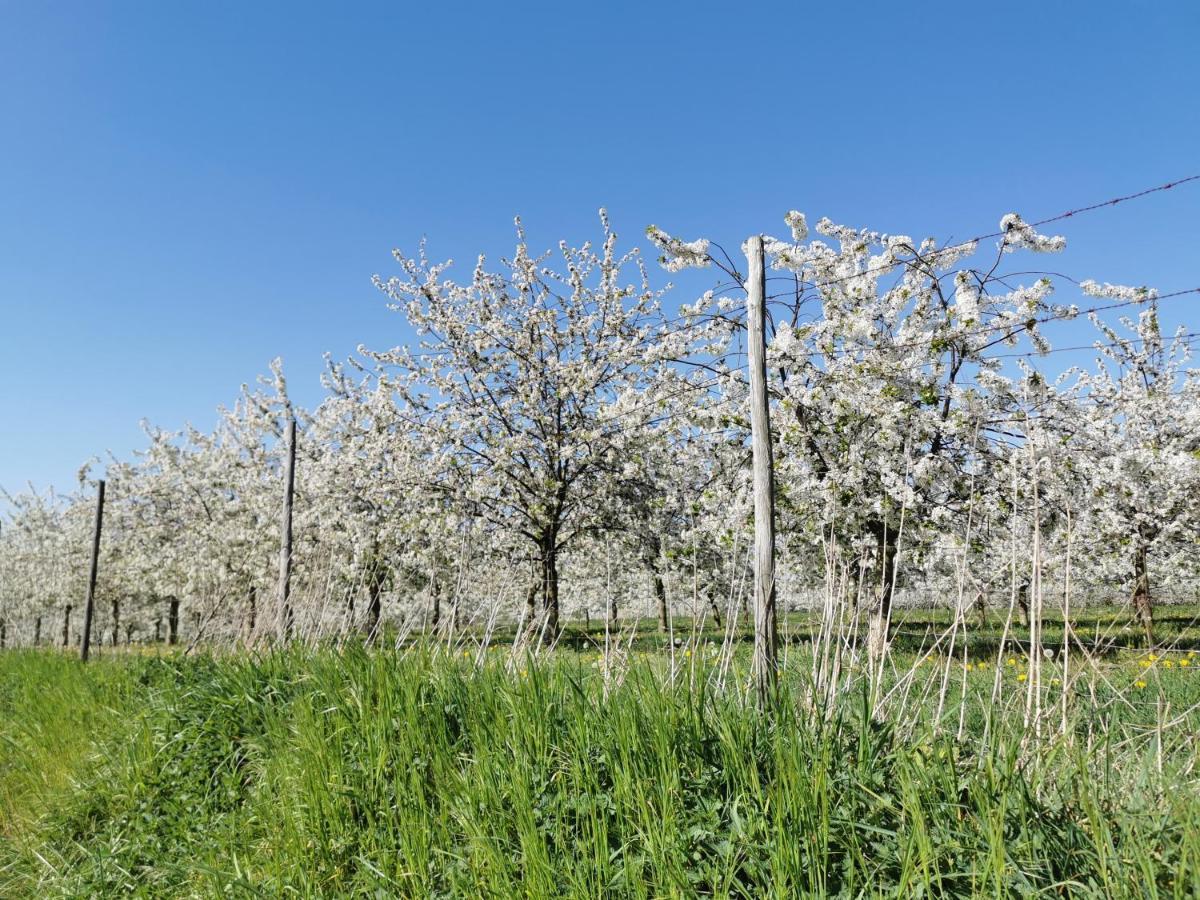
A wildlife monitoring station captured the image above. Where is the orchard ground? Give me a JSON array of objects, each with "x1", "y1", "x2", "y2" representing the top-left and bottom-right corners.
[{"x1": 3, "y1": 604, "x2": 1200, "y2": 898}]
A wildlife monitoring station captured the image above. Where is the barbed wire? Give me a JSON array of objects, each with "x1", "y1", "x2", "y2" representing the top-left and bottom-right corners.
[{"x1": 728, "y1": 174, "x2": 1200, "y2": 297}]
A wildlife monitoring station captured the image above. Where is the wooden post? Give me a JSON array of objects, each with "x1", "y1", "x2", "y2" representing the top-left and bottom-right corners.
[
  {"x1": 79, "y1": 479, "x2": 105, "y2": 662},
  {"x1": 34, "y1": 615, "x2": 42, "y2": 646},
  {"x1": 746, "y1": 236, "x2": 778, "y2": 705},
  {"x1": 110, "y1": 596, "x2": 120, "y2": 647},
  {"x1": 0, "y1": 618, "x2": 6, "y2": 650},
  {"x1": 278, "y1": 416, "x2": 297, "y2": 641},
  {"x1": 167, "y1": 598, "x2": 179, "y2": 645},
  {"x1": 61, "y1": 604, "x2": 73, "y2": 647}
]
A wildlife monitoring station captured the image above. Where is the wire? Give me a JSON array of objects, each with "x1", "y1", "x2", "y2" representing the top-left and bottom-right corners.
[{"x1": 765, "y1": 174, "x2": 1200, "y2": 296}]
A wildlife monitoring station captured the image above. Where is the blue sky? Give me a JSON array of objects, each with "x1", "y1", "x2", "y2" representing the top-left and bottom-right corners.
[{"x1": 2, "y1": 1, "x2": 1198, "y2": 493}]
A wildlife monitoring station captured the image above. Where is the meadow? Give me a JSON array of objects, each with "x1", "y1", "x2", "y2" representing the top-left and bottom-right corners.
[{"x1": 3, "y1": 606, "x2": 1200, "y2": 898}]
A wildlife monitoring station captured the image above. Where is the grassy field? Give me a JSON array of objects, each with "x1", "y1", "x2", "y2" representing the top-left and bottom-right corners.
[{"x1": 2, "y1": 610, "x2": 1200, "y2": 898}]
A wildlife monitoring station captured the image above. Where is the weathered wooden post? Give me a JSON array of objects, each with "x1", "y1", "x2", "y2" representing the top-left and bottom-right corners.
[
  {"x1": 277, "y1": 416, "x2": 297, "y2": 642},
  {"x1": 79, "y1": 479, "x2": 106, "y2": 662},
  {"x1": 746, "y1": 236, "x2": 778, "y2": 705}
]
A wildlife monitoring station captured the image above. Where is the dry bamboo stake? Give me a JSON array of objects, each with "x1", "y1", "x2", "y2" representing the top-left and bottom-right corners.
[{"x1": 1024, "y1": 429, "x2": 1043, "y2": 737}]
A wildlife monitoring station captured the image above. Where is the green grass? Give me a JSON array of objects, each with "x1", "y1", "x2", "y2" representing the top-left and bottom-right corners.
[{"x1": 2, "y1": 638, "x2": 1200, "y2": 898}]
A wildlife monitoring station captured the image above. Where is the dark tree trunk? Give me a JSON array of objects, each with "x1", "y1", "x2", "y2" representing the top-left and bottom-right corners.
[
  {"x1": 523, "y1": 578, "x2": 538, "y2": 631},
  {"x1": 0, "y1": 619, "x2": 6, "y2": 650},
  {"x1": 366, "y1": 570, "x2": 383, "y2": 643},
  {"x1": 705, "y1": 590, "x2": 724, "y2": 631},
  {"x1": 1132, "y1": 544, "x2": 1154, "y2": 646},
  {"x1": 246, "y1": 585, "x2": 257, "y2": 638},
  {"x1": 973, "y1": 589, "x2": 988, "y2": 627},
  {"x1": 1016, "y1": 581, "x2": 1030, "y2": 628},
  {"x1": 865, "y1": 521, "x2": 898, "y2": 661},
  {"x1": 430, "y1": 575, "x2": 441, "y2": 631},
  {"x1": 541, "y1": 538, "x2": 560, "y2": 641},
  {"x1": 34, "y1": 616, "x2": 42, "y2": 646},
  {"x1": 653, "y1": 568, "x2": 668, "y2": 633},
  {"x1": 61, "y1": 604, "x2": 73, "y2": 648},
  {"x1": 110, "y1": 597, "x2": 120, "y2": 647},
  {"x1": 643, "y1": 538, "x2": 668, "y2": 633},
  {"x1": 167, "y1": 598, "x2": 180, "y2": 646}
]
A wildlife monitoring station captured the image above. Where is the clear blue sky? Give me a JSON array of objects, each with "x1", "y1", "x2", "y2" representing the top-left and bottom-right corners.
[{"x1": 2, "y1": 1, "x2": 1198, "y2": 493}]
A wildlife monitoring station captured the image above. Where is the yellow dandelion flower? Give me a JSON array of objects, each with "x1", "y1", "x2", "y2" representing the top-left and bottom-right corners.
[
  {"x1": 1164, "y1": 660, "x2": 1175, "y2": 669},
  {"x1": 1181, "y1": 659, "x2": 1191, "y2": 668},
  {"x1": 684, "y1": 649, "x2": 692, "y2": 658},
  {"x1": 964, "y1": 662, "x2": 974, "y2": 672},
  {"x1": 1139, "y1": 660, "x2": 1152, "y2": 669},
  {"x1": 1017, "y1": 673, "x2": 1028, "y2": 683},
  {"x1": 1007, "y1": 658, "x2": 1017, "y2": 667},
  {"x1": 1148, "y1": 654, "x2": 1158, "y2": 662},
  {"x1": 1135, "y1": 680, "x2": 1147, "y2": 689}
]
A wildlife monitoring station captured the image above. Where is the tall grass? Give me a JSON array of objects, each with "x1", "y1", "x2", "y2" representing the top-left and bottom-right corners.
[
  {"x1": 0, "y1": 651, "x2": 143, "y2": 838},
  {"x1": 2, "y1": 644, "x2": 1199, "y2": 898}
]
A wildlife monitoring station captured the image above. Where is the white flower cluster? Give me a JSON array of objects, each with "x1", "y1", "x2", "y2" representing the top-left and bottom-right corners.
[
  {"x1": 998, "y1": 213, "x2": 1066, "y2": 254},
  {"x1": 645, "y1": 225, "x2": 711, "y2": 272},
  {"x1": 1079, "y1": 280, "x2": 1158, "y2": 302}
]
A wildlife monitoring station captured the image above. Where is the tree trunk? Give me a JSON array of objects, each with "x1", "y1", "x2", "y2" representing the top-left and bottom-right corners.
[
  {"x1": 642, "y1": 539, "x2": 667, "y2": 633},
  {"x1": 430, "y1": 575, "x2": 441, "y2": 632},
  {"x1": 523, "y1": 578, "x2": 538, "y2": 632},
  {"x1": 167, "y1": 598, "x2": 180, "y2": 646},
  {"x1": 541, "y1": 539, "x2": 560, "y2": 641},
  {"x1": 705, "y1": 590, "x2": 724, "y2": 631},
  {"x1": 366, "y1": 570, "x2": 383, "y2": 642},
  {"x1": 61, "y1": 604, "x2": 73, "y2": 648},
  {"x1": 653, "y1": 566, "x2": 668, "y2": 633},
  {"x1": 973, "y1": 589, "x2": 987, "y2": 627},
  {"x1": 1016, "y1": 581, "x2": 1030, "y2": 628},
  {"x1": 865, "y1": 522, "x2": 898, "y2": 661},
  {"x1": 34, "y1": 616, "x2": 42, "y2": 647},
  {"x1": 0, "y1": 619, "x2": 6, "y2": 650},
  {"x1": 246, "y1": 585, "x2": 257, "y2": 638},
  {"x1": 1132, "y1": 544, "x2": 1154, "y2": 646},
  {"x1": 110, "y1": 597, "x2": 120, "y2": 647}
]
